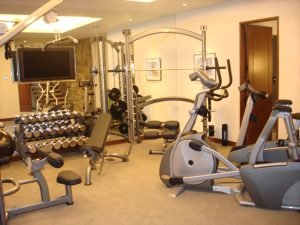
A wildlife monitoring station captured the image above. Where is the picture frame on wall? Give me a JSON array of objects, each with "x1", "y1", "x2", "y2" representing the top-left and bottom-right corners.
[
  {"x1": 146, "y1": 58, "x2": 162, "y2": 81},
  {"x1": 193, "y1": 53, "x2": 216, "y2": 80}
]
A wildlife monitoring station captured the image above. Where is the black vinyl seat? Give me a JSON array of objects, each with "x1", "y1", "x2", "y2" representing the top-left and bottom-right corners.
[
  {"x1": 57, "y1": 170, "x2": 82, "y2": 186},
  {"x1": 79, "y1": 113, "x2": 112, "y2": 185}
]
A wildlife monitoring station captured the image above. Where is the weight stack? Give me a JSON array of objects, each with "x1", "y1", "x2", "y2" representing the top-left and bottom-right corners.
[{"x1": 221, "y1": 124, "x2": 228, "y2": 146}]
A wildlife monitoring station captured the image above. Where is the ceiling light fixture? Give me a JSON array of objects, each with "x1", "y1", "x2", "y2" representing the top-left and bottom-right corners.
[
  {"x1": 0, "y1": 14, "x2": 101, "y2": 34},
  {"x1": 126, "y1": 0, "x2": 156, "y2": 3},
  {"x1": 183, "y1": 3, "x2": 187, "y2": 7}
]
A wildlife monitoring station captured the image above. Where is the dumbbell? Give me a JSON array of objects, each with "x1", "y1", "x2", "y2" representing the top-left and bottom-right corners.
[
  {"x1": 26, "y1": 143, "x2": 39, "y2": 154},
  {"x1": 51, "y1": 139, "x2": 62, "y2": 151},
  {"x1": 38, "y1": 141, "x2": 53, "y2": 152},
  {"x1": 44, "y1": 113, "x2": 54, "y2": 121},
  {"x1": 45, "y1": 126, "x2": 57, "y2": 136},
  {"x1": 35, "y1": 113, "x2": 45, "y2": 122},
  {"x1": 30, "y1": 126, "x2": 41, "y2": 138},
  {"x1": 67, "y1": 137, "x2": 77, "y2": 148},
  {"x1": 60, "y1": 125, "x2": 70, "y2": 134},
  {"x1": 73, "y1": 111, "x2": 82, "y2": 118},
  {"x1": 74, "y1": 136, "x2": 84, "y2": 146},
  {"x1": 59, "y1": 138, "x2": 70, "y2": 149},
  {"x1": 64, "y1": 111, "x2": 75, "y2": 119},
  {"x1": 28, "y1": 115, "x2": 37, "y2": 123},
  {"x1": 54, "y1": 125, "x2": 64, "y2": 135},
  {"x1": 78, "y1": 124, "x2": 86, "y2": 132},
  {"x1": 20, "y1": 115, "x2": 29, "y2": 124},
  {"x1": 23, "y1": 127, "x2": 33, "y2": 139},
  {"x1": 71, "y1": 124, "x2": 79, "y2": 133}
]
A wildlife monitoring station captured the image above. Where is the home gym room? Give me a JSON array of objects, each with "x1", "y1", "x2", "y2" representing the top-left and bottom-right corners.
[{"x1": 0, "y1": 0, "x2": 299, "y2": 224}]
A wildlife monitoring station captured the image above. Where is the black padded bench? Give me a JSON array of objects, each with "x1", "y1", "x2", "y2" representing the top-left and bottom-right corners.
[{"x1": 144, "y1": 120, "x2": 180, "y2": 154}]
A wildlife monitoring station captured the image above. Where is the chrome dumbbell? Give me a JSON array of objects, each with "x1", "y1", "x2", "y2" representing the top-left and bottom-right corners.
[
  {"x1": 31, "y1": 126, "x2": 42, "y2": 138},
  {"x1": 59, "y1": 138, "x2": 70, "y2": 149},
  {"x1": 26, "y1": 143, "x2": 38, "y2": 154},
  {"x1": 75, "y1": 136, "x2": 87, "y2": 146},
  {"x1": 54, "y1": 125, "x2": 64, "y2": 135},
  {"x1": 67, "y1": 124, "x2": 78, "y2": 133},
  {"x1": 28, "y1": 115, "x2": 37, "y2": 123},
  {"x1": 78, "y1": 124, "x2": 86, "y2": 132},
  {"x1": 35, "y1": 113, "x2": 45, "y2": 122},
  {"x1": 46, "y1": 126, "x2": 57, "y2": 136},
  {"x1": 67, "y1": 137, "x2": 77, "y2": 148},
  {"x1": 51, "y1": 139, "x2": 62, "y2": 151},
  {"x1": 20, "y1": 115, "x2": 29, "y2": 124},
  {"x1": 38, "y1": 141, "x2": 53, "y2": 152},
  {"x1": 23, "y1": 127, "x2": 33, "y2": 139}
]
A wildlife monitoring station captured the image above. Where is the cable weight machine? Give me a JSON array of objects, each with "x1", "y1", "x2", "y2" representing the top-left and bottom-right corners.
[{"x1": 122, "y1": 26, "x2": 208, "y2": 144}]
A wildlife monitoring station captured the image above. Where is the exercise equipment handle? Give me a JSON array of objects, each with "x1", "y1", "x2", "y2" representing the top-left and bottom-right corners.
[
  {"x1": 211, "y1": 57, "x2": 222, "y2": 91},
  {"x1": 38, "y1": 149, "x2": 64, "y2": 168},
  {"x1": 1, "y1": 178, "x2": 20, "y2": 196},
  {"x1": 221, "y1": 59, "x2": 233, "y2": 89},
  {"x1": 239, "y1": 81, "x2": 268, "y2": 99}
]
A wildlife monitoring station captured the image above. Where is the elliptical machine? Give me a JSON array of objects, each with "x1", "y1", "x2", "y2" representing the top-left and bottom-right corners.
[{"x1": 159, "y1": 57, "x2": 300, "y2": 210}]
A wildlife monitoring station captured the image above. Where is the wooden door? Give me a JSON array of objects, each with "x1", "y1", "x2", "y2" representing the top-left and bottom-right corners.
[
  {"x1": 241, "y1": 24, "x2": 274, "y2": 145},
  {"x1": 18, "y1": 84, "x2": 32, "y2": 112}
]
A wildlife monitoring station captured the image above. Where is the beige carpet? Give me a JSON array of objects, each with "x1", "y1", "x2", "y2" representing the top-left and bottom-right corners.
[{"x1": 1, "y1": 139, "x2": 300, "y2": 225}]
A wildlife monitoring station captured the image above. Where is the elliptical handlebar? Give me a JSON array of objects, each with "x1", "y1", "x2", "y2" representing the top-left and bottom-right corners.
[{"x1": 190, "y1": 57, "x2": 233, "y2": 101}]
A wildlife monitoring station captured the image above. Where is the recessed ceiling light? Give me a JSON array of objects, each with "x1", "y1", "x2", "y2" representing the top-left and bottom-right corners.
[
  {"x1": 183, "y1": 3, "x2": 187, "y2": 7},
  {"x1": 129, "y1": 19, "x2": 133, "y2": 22},
  {"x1": 0, "y1": 14, "x2": 101, "y2": 33},
  {"x1": 126, "y1": 0, "x2": 156, "y2": 3}
]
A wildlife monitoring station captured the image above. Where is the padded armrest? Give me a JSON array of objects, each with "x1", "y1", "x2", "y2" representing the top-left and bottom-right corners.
[
  {"x1": 47, "y1": 152, "x2": 64, "y2": 168},
  {"x1": 38, "y1": 148, "x2": 64, "y2": 168}
]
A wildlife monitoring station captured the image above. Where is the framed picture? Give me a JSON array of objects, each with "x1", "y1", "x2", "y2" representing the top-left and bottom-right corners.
[
  {"x1": 193, "y1": 53, "x2": 216, "y2": 80},
  {"x1": 146, "y1": 58, "x2": 161, "y2": 81}
]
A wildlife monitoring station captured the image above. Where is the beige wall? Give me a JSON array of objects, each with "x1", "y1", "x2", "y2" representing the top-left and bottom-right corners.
[
  {"x1": 175, "y1": 0, "x2": 300, "y2": 140},
  {"x1": 0, "y1": 46, "x2": 20, "y2": 119},
  {"x1": 108, "y1": 0, "x2": 300, "y2": 141},
  {"x1": 108, "y1": 16, "x2": 180, "y2": 122}
]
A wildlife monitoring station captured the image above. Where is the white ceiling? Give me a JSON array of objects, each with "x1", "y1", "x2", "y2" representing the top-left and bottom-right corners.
[{"x1": 0, "y1": 0, "x2": 232, "y2": 42}]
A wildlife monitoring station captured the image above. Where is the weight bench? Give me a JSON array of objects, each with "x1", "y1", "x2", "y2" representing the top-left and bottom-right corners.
[
  {"x1": 2, "y1": 150, "x2": 81, "y2": 220},
  {"x1": 144, "y1": 120, "x2": 180, "y2": 154},
  {"x1": 79, "y1": 113, "x2": 127, "y2": 185}
]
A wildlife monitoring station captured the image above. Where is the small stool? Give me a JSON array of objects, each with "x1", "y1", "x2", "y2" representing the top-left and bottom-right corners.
[{"x1": 57, "y1": 170, "x2": 82, "y2": 205}]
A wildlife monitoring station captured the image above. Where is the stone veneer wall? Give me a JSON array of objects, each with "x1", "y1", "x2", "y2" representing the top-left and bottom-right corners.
[{"x1": 62, "y1": 38, "x2": 92, "y2": 112}]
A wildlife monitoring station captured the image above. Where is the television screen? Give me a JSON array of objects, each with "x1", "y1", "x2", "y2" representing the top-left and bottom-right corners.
[{"x1": 13, "y1": 47, "x2": 76, "y2": 82}]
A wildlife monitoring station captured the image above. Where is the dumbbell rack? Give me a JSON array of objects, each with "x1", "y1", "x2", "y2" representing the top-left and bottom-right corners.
[{"x1": 14, "y1": 110, "x2": 89, "y2": 160}]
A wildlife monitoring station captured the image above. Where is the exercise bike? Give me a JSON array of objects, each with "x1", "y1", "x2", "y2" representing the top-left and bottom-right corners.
[{"x1": 159, "y1": 57, "x2": 300, "y2": 210}]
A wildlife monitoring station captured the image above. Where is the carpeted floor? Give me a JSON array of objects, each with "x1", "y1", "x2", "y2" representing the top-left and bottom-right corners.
[{"x1": 1, "y1": 138, "x2": 300, "y2": 225}]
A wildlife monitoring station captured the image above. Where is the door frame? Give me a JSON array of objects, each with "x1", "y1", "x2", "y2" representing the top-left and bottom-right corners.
[{"x1": 239, "y1": 16, "x2": 279, "y2": 140}]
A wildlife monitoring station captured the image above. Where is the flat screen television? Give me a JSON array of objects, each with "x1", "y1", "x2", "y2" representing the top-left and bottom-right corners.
[{"x1": 13, "y1": 47, "x2": 76, "y2": 82}]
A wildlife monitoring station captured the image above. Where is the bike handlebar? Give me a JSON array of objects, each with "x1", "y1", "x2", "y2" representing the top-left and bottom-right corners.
[{"x1": 239, "y1": 82, "x2": 268, "y2": 99}]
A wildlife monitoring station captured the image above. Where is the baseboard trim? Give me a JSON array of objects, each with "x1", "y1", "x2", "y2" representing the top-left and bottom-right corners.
[
  {"x1": 208, "y1": 137, "x2": 236, "y2": 146},
  {"x1": 0, "y1": 118, "x2": 14, "y2": 122}
]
